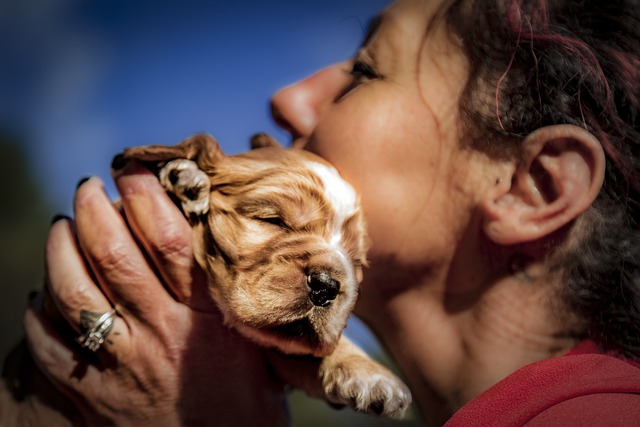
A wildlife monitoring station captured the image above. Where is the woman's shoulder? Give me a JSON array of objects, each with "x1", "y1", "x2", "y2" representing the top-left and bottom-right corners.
[{"x1": 445, "y1": 341, "x2": 640, "y2": 427}]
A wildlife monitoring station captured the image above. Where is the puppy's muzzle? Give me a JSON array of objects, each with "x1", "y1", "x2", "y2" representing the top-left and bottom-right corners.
[{"x1": 307, "y1": 272, "x2": 340, "y2": 307}]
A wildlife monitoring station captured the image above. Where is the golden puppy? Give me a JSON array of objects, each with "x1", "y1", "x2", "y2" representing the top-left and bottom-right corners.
[{"x1": 123, "y1": 133, "x2": 411, "y2": 418}]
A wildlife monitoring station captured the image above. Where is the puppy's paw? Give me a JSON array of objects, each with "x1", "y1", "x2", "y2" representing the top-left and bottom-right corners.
[
  {"x1": 159, "y1": 159, "x2": 210, "y2": 216},
  {"x1": 320, "y1": 355, "x2": 412, "y2": 419}
]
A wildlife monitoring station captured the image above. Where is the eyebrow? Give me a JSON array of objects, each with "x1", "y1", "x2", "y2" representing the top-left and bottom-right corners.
[{"x1": 360, "y1": 14, "x2": 383, "y2": 48}]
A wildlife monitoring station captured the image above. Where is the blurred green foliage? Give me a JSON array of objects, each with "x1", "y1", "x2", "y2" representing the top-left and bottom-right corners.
[
  {"x1": 289, "y1": 389, "x2": 422, "y2": 427},
  {"x1": 0, "y1": 131, "x2": 51, "y2": 360}
]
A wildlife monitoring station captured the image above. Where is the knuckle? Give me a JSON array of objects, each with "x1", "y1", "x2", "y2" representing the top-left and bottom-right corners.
[
  {"x1": 153, "y1": 221, "x2": 192, "y2": 261},
  {"x1": 55, "y1": 280, "x2": 94, "y2": 314},
  {"x1": 90, "y1": 239, "x2": 133, "y2": 275}
]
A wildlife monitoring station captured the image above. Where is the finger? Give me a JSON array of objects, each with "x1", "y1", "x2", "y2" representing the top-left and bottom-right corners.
[
  {"x1": 73, "y1": 176, "x2": 173, "y2": 319},
  {"x1": 46, "y1": 218, "x2": 114, "y2": 336},
  {"x1": 25, "y1": 292, "x2": 126, "y2": 427},
  {"x1": 23, "y1": 292, "x2": 116, "y2": 401},
  {"x1": 113, "y1": 160, "x2": 214, "y2": 312}
]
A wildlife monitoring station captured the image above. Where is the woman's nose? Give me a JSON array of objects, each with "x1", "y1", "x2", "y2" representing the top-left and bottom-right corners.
[{"x1": 271, "y1": 61, "x2": 351, "y2": 138}]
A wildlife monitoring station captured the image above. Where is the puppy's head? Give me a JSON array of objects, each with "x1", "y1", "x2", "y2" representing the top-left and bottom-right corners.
[{"x1": 196, "y1": 143, "x2": 368, "y2": 357}]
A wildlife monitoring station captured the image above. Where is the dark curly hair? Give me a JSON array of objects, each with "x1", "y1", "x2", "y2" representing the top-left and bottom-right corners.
[{"x1": 446, "y1": 0, "x2": 640, "y2": 359}]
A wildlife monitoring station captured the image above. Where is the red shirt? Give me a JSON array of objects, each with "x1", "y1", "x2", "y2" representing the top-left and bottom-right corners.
[{"x1": 445, "y1": 341, "x2": 640, "y2": 426}]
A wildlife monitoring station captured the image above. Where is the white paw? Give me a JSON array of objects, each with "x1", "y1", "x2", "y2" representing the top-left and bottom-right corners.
[
  {"x1": 321, "y1": 358, "x2": 412, "y2": 418},
  {"x1": 159, "y1": 159, "x2": 210, "y2": 216}
]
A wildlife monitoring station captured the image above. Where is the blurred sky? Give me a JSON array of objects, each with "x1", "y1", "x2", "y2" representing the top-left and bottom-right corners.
[
  {"x1": 0, "y1": 0, "x2": 392, "y2": 353},
  {"x1": 0, "y1": 0, "x2": 391, "y2": 211}
]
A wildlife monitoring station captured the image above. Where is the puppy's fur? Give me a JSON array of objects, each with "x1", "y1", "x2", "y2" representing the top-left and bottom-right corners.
[{"x1": 122, "y1": 133, "x2": 411, "y2": 418}]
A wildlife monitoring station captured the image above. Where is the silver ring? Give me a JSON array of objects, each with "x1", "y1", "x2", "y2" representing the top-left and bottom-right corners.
[{"x1": 78, "y1": 308, "x2": 117, "y2": 352}]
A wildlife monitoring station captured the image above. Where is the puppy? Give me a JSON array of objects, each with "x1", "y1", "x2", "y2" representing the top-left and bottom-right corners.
[{"x1": 122, "y1": 133, "x2": 411, "y2": 418}]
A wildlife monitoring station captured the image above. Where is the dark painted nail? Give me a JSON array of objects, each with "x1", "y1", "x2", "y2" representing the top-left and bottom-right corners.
[
  {"x1": 28, "y1": 290, "x2": 40, "y2": 301},
  {"x1": 76, "y1": 176, "x2": 91, "y2": 189},
  {"x1": 51, "y1": 213, "x2": 71, "y2": 225},
  {"x1": 111, "y1": 153, "x2": 127, "y2": 171}
]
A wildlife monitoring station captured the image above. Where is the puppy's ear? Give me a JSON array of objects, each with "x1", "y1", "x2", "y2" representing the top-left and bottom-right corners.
[
  {"x1": 480, "y1": 124, "x2": 605, "y2": 245},
  {"x1": 123, "y1": 133, "x2": 224, "y2": 170},
  {"x1": 178, "y1": 133, "x2": 225, "y2": 170},
  {"x1": 250, "y1": 133, "x2": 283, "y2": 150}
]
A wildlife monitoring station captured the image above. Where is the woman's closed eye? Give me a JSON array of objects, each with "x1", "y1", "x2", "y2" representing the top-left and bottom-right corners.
[
  {"x1": 335, "y1": 59, "x2": 380, "y2": 101},
  {"x1": 350, "y1": 60, "x2": 380, "y2": 81}
]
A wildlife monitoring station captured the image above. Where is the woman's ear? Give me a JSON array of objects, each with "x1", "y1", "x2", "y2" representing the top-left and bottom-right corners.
[{"x1": 481, "y1": 124, "x2": 605, "y2": 245}]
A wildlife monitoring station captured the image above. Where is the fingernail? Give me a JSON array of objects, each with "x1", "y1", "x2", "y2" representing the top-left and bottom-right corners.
[
  {"x1": 28, "y1": 290, "x2": 40, "y2": 301},
  {"x1": 111, "y1": 153, "x2": 127, "y2": 171},
  {"x1": 76, "y1": 176, "x2": 91, "y2": 189},
  {"x1": 50, "y1": 213, "x2": 71, "y2": 225}
]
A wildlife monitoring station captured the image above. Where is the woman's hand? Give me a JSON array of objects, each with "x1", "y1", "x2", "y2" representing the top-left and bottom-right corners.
[{"x1": 24, "y1": 160, "x2": 289, "y2": 426}]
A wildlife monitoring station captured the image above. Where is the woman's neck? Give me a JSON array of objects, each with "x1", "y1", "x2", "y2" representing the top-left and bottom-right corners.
[{"x1": 356, "y1": 262, "x2": 578, "y2": 426}]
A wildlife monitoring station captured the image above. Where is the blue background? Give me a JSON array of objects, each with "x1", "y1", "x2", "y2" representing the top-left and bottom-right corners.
[
  {"x1": 0, "y1": 0, "x2": 395, "y2": 356},
  {"x1": 1, "y1": 0, "x2": 390, "y2": 210},
  {"x1": 0, "y1": 3, "x2": 428, "y2": 424}
]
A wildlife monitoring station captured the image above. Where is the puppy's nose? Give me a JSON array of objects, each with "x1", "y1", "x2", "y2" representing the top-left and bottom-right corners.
[{"x1": 307, "y1": 272, "x2": 340, "y2": 307}]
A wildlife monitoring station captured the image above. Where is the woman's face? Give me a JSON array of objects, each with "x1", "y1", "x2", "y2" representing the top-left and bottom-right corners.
[{"x1": 271, "y1": 0, "x2": 490, "y2": 297}]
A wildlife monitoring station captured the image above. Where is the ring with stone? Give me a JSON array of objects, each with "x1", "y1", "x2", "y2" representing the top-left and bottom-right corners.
[{"x1": 78, "y1": 308, "x2": 117, "y2": 352}]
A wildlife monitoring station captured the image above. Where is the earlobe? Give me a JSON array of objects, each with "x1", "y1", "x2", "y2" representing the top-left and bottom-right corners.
[{"x1": 482, "y1": 125, "x2": 605, "y2": 245}]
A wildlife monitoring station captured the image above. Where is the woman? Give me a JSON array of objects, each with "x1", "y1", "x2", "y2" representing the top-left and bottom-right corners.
[{"x1": 7, "y1": 0, "x2": 640, "y2": 425}]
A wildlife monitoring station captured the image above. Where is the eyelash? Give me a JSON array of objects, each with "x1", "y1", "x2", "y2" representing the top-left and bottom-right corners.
[
  {"x1": 255, "y1": 215, "x2": 290, "y2": 230},
  {"x1": 335, "y1": 59, "x2": 380, "y2": 101},
  {"x1": 350, "y1": 60, "x2": 379, "y2": 81}
]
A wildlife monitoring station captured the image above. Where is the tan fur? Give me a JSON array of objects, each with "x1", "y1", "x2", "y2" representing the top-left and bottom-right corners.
[{"x1": 123, "y1": 133, "x2": 411, "y2": 418}]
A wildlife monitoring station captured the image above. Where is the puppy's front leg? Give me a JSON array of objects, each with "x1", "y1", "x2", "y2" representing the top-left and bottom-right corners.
[
  {"x1": 318, "y1": 336, "x2": 412, "y2": 418},
  {"x1": 270, "y1": 336, "x2": 411, "y2": 419}
]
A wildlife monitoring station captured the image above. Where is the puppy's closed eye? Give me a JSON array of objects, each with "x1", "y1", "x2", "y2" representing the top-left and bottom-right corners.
[
  {"x1": 236, "y1": 202, "x2": 291, "y2": 229},
  {"x1": 256, "y1": 215, "x2": 289, "y2": 229}
]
